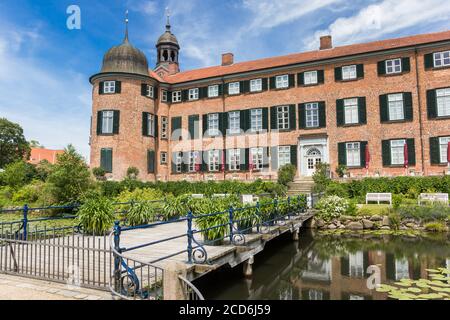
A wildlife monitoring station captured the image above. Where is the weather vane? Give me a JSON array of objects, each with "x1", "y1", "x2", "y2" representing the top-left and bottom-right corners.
[{"x1": 165, "y1": 7, "x2": 171, "y2": 26}]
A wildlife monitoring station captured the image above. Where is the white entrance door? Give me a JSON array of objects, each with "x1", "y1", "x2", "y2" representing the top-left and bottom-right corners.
[{"x1": 305, "y1": 147, "x2": 323, "y2": 176}]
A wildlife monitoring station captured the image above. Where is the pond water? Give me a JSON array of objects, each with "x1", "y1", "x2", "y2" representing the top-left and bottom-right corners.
[{"x1": 195, "y1": 230, "x2": 450, "y2": 300}]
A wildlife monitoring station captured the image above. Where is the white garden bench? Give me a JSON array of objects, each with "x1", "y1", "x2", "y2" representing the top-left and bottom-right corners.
[
  {"x1": 191, "y1": 194, "x2": 204, "y2": 199},
  {"x1": 418, "y1": 193, "x2": 449, "y2": 205},
  {"x1": 366, "y1": 193, "x2": 392, "y2": 205}
]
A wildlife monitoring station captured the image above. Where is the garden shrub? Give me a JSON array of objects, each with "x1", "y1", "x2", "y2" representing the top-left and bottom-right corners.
[
  {"x1": 312, "y1": 163, "x2": 331, "y2": 194},
  {"x1": 92, "y1": 167, "x2": 106, "y2": 181},
  {"x1": 396, "y1": 204, "x2": 450, "y2": 222},
  {"x1": 126, "y1": 201, "x2": 158, "y2": 226},
  {"x1": 424, "y1": 222, "x2": 448, "y2": 233},
  {"x1": 277, "y1": 164, "x2": 297, "y2": 186},
  {"x1": 126, "y1": 167, "x2": 140, "y2": 180},
  {"x1": 315, "y1": 196, "x2": 349, "y2": 221},
  {"x1": 325, "y1": 181, "x2": 349, "y2": 197},
  {"x1": 0, "y1": 161, "x2": 37, "y2": 189},
  {"x1": 388, "y1": 212, "x2": 401, "y2": 230},
  {"x1": 77, "y1": 196, "x2": 115, "y2": 234}
]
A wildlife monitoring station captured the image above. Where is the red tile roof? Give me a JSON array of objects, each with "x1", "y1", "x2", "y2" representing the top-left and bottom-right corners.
[
  {"x1": 164, "y1": 30, "x2": 450, "y2": 84},
  {"x1": 28, "y1": 148, "x2": 64, "y2": 165}
]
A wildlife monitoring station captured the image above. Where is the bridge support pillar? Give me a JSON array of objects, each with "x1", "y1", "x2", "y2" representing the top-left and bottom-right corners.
[
  {"x1": 163, "y1": 262, "x2": 188, "y2": 300},
  {"x1": 243, "y1": 256, "x2": 254, "y2": 278},
  {"x1": 292, "y1": 229, "x2": 299, "y2": 241}
]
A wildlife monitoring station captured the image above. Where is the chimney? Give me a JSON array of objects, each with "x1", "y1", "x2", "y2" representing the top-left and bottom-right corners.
[
  {"x1": 320, "y1": 35, "x2": 333, "y2": 50},
  {"x1": 222, "y1": 53, "x2": 234, "y2": 66}
]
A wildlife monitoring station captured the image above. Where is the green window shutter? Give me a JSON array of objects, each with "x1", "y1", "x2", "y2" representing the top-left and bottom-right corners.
[
  {"x1": 340, "y1": 257, "x2": 349, "y2": 277},
  {"x1": 142, "y1": 112, "x2": 149, "y2": 136},
  {"x1": 379, "y1": 94, "x2": 389, "y2": 122},
  {"x1": 358, "y1": 97, "x2": 367, "y2": 124},
  {"x1": 338, "y1": 143, "x2": 347, "y2": 166},
  {"x1": 407, "y1": 139, "x2": 416, "y2": 166},
  {"x1": 298, "y1": 104, "x2": 306, "y2": 129},
  {"x1": 288, "y1": 74, "x2": 295, "y2": 88},
  {"x1": 270, "y1": 107, "x2": 278, "y2": 130},
  {"x1": 188, "y1": 115, "x2": 199, "y2": 140},
  {"x1": 261, "y1": 78, "x2": 268, "y2": 91},
  {"x1": 141, "y1": 84, "x2": 147, "y2": 96},
  {"x1": 166, "y1": 91, "x2": 172, "y2": 102},
  {"x1": 377, "y1": 60, "x2": 386, "y2": 75},
  {"x1": 154, "y1": 87, "x2": 159, "y2": 100},
  {"x1": 202, "y1": 114, "x2": 208, "y2": 137},
  {"x1": 224, "y1": 84, "x2": 229, "y2": 95},
  {"x1": 262, "y1": 147, "x2": 270, "y2": 168},
  {"x1": 241, "y1": 149, "x2": 249, "y2": 171},
  {"x1": 201, "y1": 151, "x2": 207, "y2": 172},
  {"x1": 424, "y1": 53, "x2": 434, "y2": 69},
  {"x1": 402, "y1": 58, "x2": 411, "y2": 73},
  {"x1": 403, "y1": 92, "x2": 413, "y2": 121},
  {"x1": 219, "y1": 112, "x2": 227, "y2": 136},
  {"x1": 290, "y1": 145, "x2": 297, "y2": 167},
  {"x1": 98, "y1": 82, "x2": 105, "y2": 95},
  {"x1": 154, "y1": 115, "x2": 158, "y2": 138},
  {"x1": 271, "y1": 147, "x2": 278, "y2": 171},
  {"x1": 335, "y1": 67, "x2": 342, "y2": 81},
  {"x1": 297, "y1": 73, "x2": 305, "y2": 86},
  {"x1": 240, "y1": 110, "x2": 248, "y2": 132},
  {"x1": 171, "y1": 117, "x2": 182, "y2": 140},
  {"x1": 427, "y1": 90, "x2": 437, "y2": 119},
  {"x1": 113, "y1": 111, "x2": 120, "y2": 134},
  {"x1": 182, "y1": 90, "x2": 189, "y2": 102},
  {"x1": 147, "y1": 150, "x2": 155, "y2": 174},
  {"x1": 336, "y1": 99, "x2": 344, "y2": 126},
  {"x1": 262, "y1": 108, "x2": 269, "y2": 131},
  {"x1": 356, "y1": 64, "x2": 364, "y2": 78},
  {"x1": 218, "y1": 84, "x2": 224, "y2": 96},
  {"x1": 360, "y1": 141, "x2": 368, "y2": 168},
  {"x1": 101, "y1": 149, "x2": 112, "y2": 173},
  {"x1": 319, "y1": 102, "x2": 326, "y2": 128},
  {"x1": 240, "y1": 81, "x2": 250, "y2": 93},
  {"x1": 97, "y1": 111, "x2": 103, "y2": 134},
  {"x1": 171, "y1": 152, "x2": 178, "y2": 174},
  {"x1": 115, "y1": 81, "x2": 121, "y2": 93},
  {"x1": 429, "y1": 137, "x2": 441, "y2": 165},
  {"x1": 317, "y1": 70, "x2": 325, "y2": 84},
  {"x1": 382, "y1": 140, "x2": 391, "y2": 166},
  {"x1": 199, "y1": 87, "x2": 207, "y2": 99},
  {"x1": 269, "y1": 77, "x2": 276, "y2": 89},
  {"x1": 289, "y1": 104, "x2": 296, "y2": 130}
]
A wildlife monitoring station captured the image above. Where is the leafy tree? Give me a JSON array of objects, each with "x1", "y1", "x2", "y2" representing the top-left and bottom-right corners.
[
  {"x1": 313, "y1": 162, "x2": 331, "y2": 193},
  {"x1": 0, "y1": 161, "x2": 37, "y2": 189},
  {"x1": 0, "y1": 118, "x2": 30, "y2": 168},
  {"x1": 30, "y1": 140, "x2": 44, "y2": 148},
  {"x1": 47, "y1": 144, "x2": 92, "y2": 204},
  {"x1": 35, "y1": 160, "x2": 54, "y2": 181}
]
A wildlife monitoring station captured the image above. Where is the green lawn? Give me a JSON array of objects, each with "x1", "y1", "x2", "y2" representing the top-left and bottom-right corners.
[{"x1": 357, "y1": 204, "x2": 392, "y2": 216}]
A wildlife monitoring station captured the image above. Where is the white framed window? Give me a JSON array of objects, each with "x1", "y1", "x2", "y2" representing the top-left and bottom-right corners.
[
  {"x1": 104, "y1": 81, "x2": 116, "y2": 94},
  {"x1": 228, "y1": 82, "x2": 240, "y2": 95},
  {"x1": 395, "y1": 258, "x2": 410, "y2": 281},
  {"x1": 161, "y1": 117, "x2": 168, "y2": 139},
  {"x1": 144, "y1": 85, "x2": 154, "y2": 98},
  {"x1": 386, "y1": 59, "x2": 402, "y2": 74},
  {"x1": 161, "y1": 90, "x2": 168, "y2": 102},
  {"x1": 278, "y1": 146, "x2": 291, "y2": 167},
  {"x1": 188, "y1": 151, "x2": 198, "y2": 173},
  {"x1": 172, "y1": 91, "x2": 182, "y2": 103},
  {"x1": 439, "y1": 137, "x2": 450, "y2": 163},
  {"x1": 305, "y1": 103, "x2": 319, "y2": 128},
  {"x1": 308, "y1": 289, "x2": 323, "y2": 301},
  {"x1": 228, "y1": 149, "x2": 241, "y2": 171},
  {"x1": 147, "y1": 114, "x2": 155, "y2": 136},
  {"x1": 101, "y1": 111, "x2": 114, "y2": 134},
  {"x1": 160, "y1": 152, "x2": 167, "y2": 165},
  {"x1": 304, "y1": 71, "x2": 318, "y2": 85},
  {"x1": 391, "y1": 139, "x2": 406, "y2": 165},
  {"x1": 436, "y1": 88, "x2": 450, "y2": 117},
  {"x1": 346, "y1": 142, "x2": 361, "y2": 167},
  {"x1": 251, "y1": 109, "x2": 263, "y2": 132},
  {"x1": 388, "y1": 93, "x2": 405, "y2": 121},
  {"x1": 349, "y1": 252, "x2": 364, "y2": 278},
  {"x1": 175, "y1": 152, "x2": 183, "y2": 173},
  {"x1": 208, "y1": 85, "x2": 219, "y2": 98},
  {"x1": 250, "y1": 79, "x2": 262, "y2": 92},
  {"x1": 228, "y1": 111, "x2": 240, "y2": 134},
  {"x1": 344, "y1": 98, "x2": 359, "y2": 124},
  {"x1": 208, "y1": 150, "x2": 220, "y2": 172},
  {"x1": 276, "y1": 75, "x2": 289, "y2": 89},
  {"x1": 208, "y1": 113, "x2": 219, "y2": 136},
  {"x1": 189, "y1": 88, "x2": 199, "y2": 101},
  {"x1": 434, "y1": 51, "x2": 450, "y2": 68},
  {"x1": 342, "y1": 65, "x2": 357, "y2": 80},
  {"x1": 277, "y1": 106, "x2": 290, "y2": 130},
  {"x1": 251, "y1": 147, "x2": 264, "y2": 170}
]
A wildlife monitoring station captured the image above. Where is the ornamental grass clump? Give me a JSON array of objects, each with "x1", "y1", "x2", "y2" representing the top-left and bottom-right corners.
[
  {"x1": 126, "y1": 201, "x2": 158, "y2": 226},
  {"x1": 77, "y1": 197, "x2": 115, "y2": 235},
  {"x1": 315, "y1": 195, "x2": 349, "y2": 221}
]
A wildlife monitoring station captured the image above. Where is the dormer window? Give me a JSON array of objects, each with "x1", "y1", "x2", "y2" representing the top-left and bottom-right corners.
[{"x1": 104, "y1": 81, "x2": 116, "y2": 94}]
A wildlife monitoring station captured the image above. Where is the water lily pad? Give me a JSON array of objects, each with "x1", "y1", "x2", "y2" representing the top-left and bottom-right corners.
[
  {"x1": 407, "y1": 287, "x2": 422, "y2": 293},
  {"x1": 395, "y1": 282, "x2": 411, "y2": 287},
  {"x1": 426, "y1": 269, "x2": 440, "y2": 273},
  {"x1": 417, "y1": 293, "x2": 444, "y2": 299},
  {"x1": 376, "y1": 286, "x2": 392, "y2": 293},
  {"x1": 416, "y1": 282, "x2": 431, "y2": 289}
]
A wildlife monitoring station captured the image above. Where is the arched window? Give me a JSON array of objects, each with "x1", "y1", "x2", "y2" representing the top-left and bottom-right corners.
[
  {"x1": 163, "y1": 50, "x2": 169, "y2": 61},
  {"x1": 171, "y1": 51, "x2": 176, "y2": 62},
  {"x1": 306, "y1": 147, "x2": 322, "y2": 157}
]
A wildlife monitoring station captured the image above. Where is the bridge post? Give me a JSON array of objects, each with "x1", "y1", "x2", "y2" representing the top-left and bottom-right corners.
[
  {"x1": 187, "y1": 211, "x2": 193, "y2": 264},
  {"x1": 292, "y1": 229, "x2": 299, "y2": 241},
  {"x1": 228, "y1": 207, "x2": 234, "y2": 243},
  {"x1": 113, "y1": 221, "x2": 122, "y2": 293},
  {"x1": 243, "y1": 256, "x2": 254, "y2": 278},
  {"x1": 163, "y1": 261, "x2": 188, "y2": 300},
  {"x1": 256, "y1": 202, "x2": 260, "y2": 233},
  {"x1": 22, "y1": 204, "x2": 28, "y2": 241}
]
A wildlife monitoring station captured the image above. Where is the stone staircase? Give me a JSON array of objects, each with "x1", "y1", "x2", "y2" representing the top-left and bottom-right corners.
[{"x1": 287, "y1": 177, "x2": 315, "y2": 196}]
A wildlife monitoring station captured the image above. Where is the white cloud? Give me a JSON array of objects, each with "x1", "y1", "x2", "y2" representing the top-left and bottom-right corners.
[
  {"x1": 129, "y1": 0, "x2": 159, "y2": 15},
  {"x1": 304, "y1": 0, "x2": 450, "y2": 50},
  {"x1": 0, "y1": 27, "x2": 91, "y2": 160}
]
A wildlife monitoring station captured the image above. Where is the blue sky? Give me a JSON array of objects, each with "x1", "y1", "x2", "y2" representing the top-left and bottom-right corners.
[{"x1": 0, "y1": 0, "x2": 450, "y2": 160}]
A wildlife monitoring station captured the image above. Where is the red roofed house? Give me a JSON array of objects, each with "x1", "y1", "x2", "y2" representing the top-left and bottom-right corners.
[
  {"x1": 28, "y1": 148, "x2": 64, "y2": 165},
  {"x1": 89, "y1": 15, "x2": 450, "y2": 183}
]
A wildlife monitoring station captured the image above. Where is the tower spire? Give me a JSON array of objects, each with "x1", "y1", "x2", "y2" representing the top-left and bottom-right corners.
[
  {"x1": 124, "y1": 10, "x2": 129, "y2": 43},
  {"x1": 165, "y1": 7, "x2": 171, "y2": 31}
]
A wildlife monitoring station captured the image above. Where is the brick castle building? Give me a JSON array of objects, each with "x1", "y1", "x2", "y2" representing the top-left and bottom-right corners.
[{"x1": 89, "y1": 16, "x2": 450, "y2": 182}]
